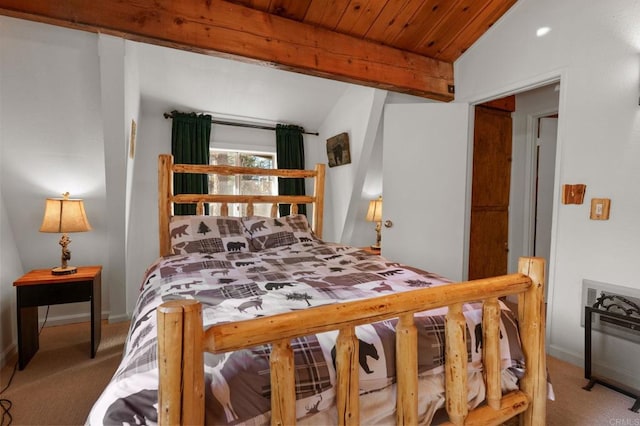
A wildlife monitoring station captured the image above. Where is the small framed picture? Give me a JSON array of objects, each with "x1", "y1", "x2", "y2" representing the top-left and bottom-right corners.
[{"x1": 326, "y1": 132, "x2": 351, "y2": 167}]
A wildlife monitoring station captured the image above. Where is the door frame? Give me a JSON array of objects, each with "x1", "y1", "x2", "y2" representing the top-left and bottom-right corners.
[
  {"x1": 458, "y1": 70, "x2": 567, "y2": 344},
  {"x1": 523, "y1": 109, "x2": 559, "y2": 259}
]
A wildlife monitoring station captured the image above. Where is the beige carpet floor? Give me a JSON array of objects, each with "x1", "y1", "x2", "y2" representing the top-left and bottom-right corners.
[
  {"x1": 1, "y1": 320, "x2": 638, "y2": 425},
  {"x1": 0, "y1": 320, "x2": 129, "y2": 425},
  {"x1": 546, "y1": 356, "x2": 638, "y2": 425}
]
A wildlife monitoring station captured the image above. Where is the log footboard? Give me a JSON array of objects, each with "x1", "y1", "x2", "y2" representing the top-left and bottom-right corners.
[{"x1": 157, "y1": 257, "x2": 546, "y2": 425}]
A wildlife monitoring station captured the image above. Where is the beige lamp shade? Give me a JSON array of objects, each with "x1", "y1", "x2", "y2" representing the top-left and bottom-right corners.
[
  {"x1": 40, "y1": 196, "x2": 92, "y2": 233},
  {"x1": 39, "y1": 193, "x2": 91, "y2": 275},
  {"x1": 366, "y1": 196, "x2": 383, "y2": 222}
]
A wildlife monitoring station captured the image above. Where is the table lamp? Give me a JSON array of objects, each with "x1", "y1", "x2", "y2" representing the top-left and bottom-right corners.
[
  {"x1": 39, "y1": 192, "x2": 92, "y2": 275},
  {"x1": 365, "y1": 196, "x2": 383, "y2": 249}
]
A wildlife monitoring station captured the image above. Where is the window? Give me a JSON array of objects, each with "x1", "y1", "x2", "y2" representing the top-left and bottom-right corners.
[{"x1": 209, "y1": 150, "x2": 276, "y2": 217}]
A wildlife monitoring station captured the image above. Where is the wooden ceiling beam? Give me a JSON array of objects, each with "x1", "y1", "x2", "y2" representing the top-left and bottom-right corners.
[{"x1": 0, "y1": 0, "x2": 454, "y2": 101}]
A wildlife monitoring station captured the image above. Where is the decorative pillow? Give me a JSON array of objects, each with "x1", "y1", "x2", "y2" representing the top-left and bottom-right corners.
[
  {"x1": 242, "y1": 214, "x2": 318, "y2": 251},
  {"x1": 169, "y1": 216, "x2": 251, "y2": 254}
]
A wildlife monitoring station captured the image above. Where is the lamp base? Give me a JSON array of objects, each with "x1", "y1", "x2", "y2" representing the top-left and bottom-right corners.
[
  {"x1": 370, "y1": 244, "x2": 381, "y2": 250},
  {"x1": 51, "y1": 266, "x2": 78, "y2": 275}
]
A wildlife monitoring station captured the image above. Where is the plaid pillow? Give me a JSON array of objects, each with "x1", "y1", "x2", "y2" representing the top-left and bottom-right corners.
[
  {"x1": 169, "y1": 216, "x2": 251, "y2": 254},
  {"x1": 242, "y1": 215, "x2": 318, "y2": 251}
]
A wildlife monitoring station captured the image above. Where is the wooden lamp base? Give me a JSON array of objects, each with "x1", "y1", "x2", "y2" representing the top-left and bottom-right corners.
[
  {"x1": 371, "y1": 221, "x2": 381, "y2": 250},
  {"x1": 52, "y1": 233, "x2": 76, "y2": 275},
  {"x1": 52, "y1": 265, "x2": 78, "y2": 275}
]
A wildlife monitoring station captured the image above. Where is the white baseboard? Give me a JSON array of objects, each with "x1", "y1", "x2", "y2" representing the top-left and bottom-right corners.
[
  {"x1": 40, "y1": 312, "x2": 95, "y2": 327},
  {"x1": 108, "y1": 313, "x2": 131, "y2": 323},
  {"x1": 0, "y1": 343, "x2": 17, "y2": 370},
  {"x1": 548, "y1": 344, "x2": 583, "y2": 366},
  {"x1": 38, "y1": 310, "x2": 123, "y2": 328}
]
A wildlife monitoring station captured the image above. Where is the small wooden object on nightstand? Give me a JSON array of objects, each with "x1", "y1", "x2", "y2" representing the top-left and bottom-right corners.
[{"x1": 13, "y1": 265, "x2": 102, "y2": 370}]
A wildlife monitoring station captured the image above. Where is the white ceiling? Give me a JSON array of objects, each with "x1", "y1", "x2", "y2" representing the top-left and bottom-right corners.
[{"x1": 136, "y1": 42, "x2": 352, "y2": 131}]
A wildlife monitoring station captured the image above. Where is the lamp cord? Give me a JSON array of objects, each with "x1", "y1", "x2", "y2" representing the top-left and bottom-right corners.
[
  {"x1": 39, "y1": 306, "x2": 50, "y2": 334},
  {"x1": 0, "y1": 306, "x2": 50, "y2": 426},
  {"x1": 0, "y1": 363, "x2": 15, "y2": 426}
]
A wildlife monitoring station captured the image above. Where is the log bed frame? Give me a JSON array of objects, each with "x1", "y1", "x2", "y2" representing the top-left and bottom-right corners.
[{"x1": 155, "y1": 154, "x2": 547, "y2": 425}]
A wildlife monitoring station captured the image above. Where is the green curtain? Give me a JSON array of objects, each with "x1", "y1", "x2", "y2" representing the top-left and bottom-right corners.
[
  {"x1": 171, "y1": 111, "x2": 212, "y2": 215},
  {"x1": 276, "y1": 124, "x2": 307, "y2": 217}
]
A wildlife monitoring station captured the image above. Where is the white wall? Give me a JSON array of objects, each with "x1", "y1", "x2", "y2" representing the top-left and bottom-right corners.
[
  {"x1": 456, "y1": 0, "x2": 640, "y2": 388},
  {"x1": 124, "y1": 42, "x2": 141, "y2": 316},
  {"x1": 0, "y1": 192, "x2": 23, "y2": 365},
  {"x1": 0, "y1": 17, "x2": 110, "y2": 325},
  {"x1": 125, "y1": 104, "x2": 169, "y2": 313},
  {"x1": 124, "y1": 43, "x2": 141, "y2": 239},
  {"x1": 311, "y1": 86, "x2": 386, "y2": 244},
  {"x1": 99, "y1": 35, "x2": 129, "y2": 322},
  {"x1": 354, "y1": 119, "x2": 383, "y2": 249}
]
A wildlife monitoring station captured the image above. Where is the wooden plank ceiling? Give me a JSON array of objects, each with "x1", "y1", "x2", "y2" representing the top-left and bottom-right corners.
[{"x1": 0, "y1": 0, "x2": 516, "y2": 101}]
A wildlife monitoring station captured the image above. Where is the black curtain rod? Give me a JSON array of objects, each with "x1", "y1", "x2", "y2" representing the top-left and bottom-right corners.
[{"x1": 163, "y1": 112, "x2": 319, "y2": 136}]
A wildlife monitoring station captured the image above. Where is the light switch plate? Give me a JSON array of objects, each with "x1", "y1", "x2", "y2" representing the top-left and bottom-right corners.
[{"x1": 590, "y1": 198, "x2": 610, "y2": 220}]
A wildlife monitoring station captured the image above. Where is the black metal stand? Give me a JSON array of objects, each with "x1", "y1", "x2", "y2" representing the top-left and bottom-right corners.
[{"x1": 584, "y1": 305, "x2": 640, "y2": 413}]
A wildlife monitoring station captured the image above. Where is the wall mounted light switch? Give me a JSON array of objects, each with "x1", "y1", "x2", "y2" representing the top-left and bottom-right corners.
[{"x1": 590, "y1": 198, "x2": 610, "y2": 220}]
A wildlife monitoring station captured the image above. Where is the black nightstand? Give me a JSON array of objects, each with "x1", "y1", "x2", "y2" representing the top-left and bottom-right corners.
[{"x1": 13, "y1": 266, "x2": 102, "y2": 370}]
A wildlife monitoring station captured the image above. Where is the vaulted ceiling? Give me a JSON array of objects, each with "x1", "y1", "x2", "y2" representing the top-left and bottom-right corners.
[{"x1": 0, "y1": 0, "x2": 517, "y2": 102}]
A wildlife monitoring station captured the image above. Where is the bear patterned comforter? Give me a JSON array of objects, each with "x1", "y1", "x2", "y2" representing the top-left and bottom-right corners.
[{"x1": 87, "y1": 241, "x2": 524, "y2": 425}]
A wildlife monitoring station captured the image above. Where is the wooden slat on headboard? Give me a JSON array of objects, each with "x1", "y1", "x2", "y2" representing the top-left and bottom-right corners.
[{"x1": 158, "y1": 154, "x2": 326, "y2": 257}]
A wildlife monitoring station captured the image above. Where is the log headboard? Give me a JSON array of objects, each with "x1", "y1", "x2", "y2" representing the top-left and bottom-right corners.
[{"x1": 157, "y1": 154, "x2": 326, "y2": 257}]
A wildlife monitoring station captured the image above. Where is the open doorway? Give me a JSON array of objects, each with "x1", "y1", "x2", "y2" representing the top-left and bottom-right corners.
[
  {"x1": 468, "y1": 83, "x2": 560, "y2": 290},
  {"x1": 533, "y1": 115, "x2": 558, "y2": 261},
  {"x1": 510, "y1": 83, "x2": 560, "y2": 291}
]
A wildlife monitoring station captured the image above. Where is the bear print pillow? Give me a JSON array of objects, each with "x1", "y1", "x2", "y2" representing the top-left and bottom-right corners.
[
  {"x1": 242, "y1": 214, "x2": 318, "y2": 251},
  {"x1": 169, "y1": 216, "x2": 251, "y2": 254}
]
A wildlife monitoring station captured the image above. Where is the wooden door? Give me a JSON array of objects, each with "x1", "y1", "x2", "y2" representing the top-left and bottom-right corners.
[{"x1": 468, "y1": 104, "x2": 513, "y2": 280}]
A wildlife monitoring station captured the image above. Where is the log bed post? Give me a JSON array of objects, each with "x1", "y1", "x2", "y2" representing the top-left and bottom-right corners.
[
  {"x1": 396, "y1": 313, "x2": 418, "y2": 424},
  {"x1": 157, "y1": 300, "x2": 205, "y2": 426},
  {"x1": 335, "y1": 327, "x2": 360, "y2": 426},
  {"x1": 517, "y1": 257, "x2": 547, "y2": 426},
  {"x1": 313, "y1": 163, "x2": 325, "y2": 239},
  {"x1": 483, "y1": 297, "x2": 502, "y2": 410},
  {"x1": 445, "y1": 302, "x2": 469, "y2": 425},
  {"x1": 158, "y1": 154, "x2": 173, "y2": 257},
  {"x1": 270, "y1": 339, "x2": 296, "y2": 426}
]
